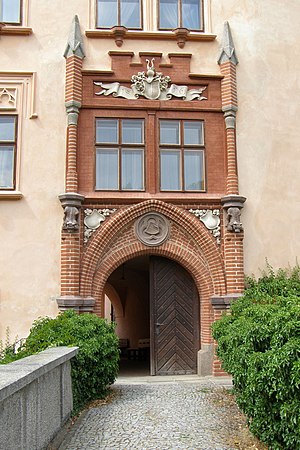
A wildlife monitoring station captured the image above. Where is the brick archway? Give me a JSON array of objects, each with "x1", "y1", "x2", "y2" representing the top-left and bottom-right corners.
[{"x1": 80, "y1": 200, "x2": 226, "y2": 346}]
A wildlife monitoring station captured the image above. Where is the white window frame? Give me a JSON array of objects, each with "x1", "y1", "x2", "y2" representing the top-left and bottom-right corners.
[
  {"x1": 0, "y1": 0, "x2": 30, "y2": 27},
  {"x1": 0, "y1": 72, "x2": 37, "y2": 199},
  {"x1": 88, "y1": 0, "x2": 212, "y2": 33}
]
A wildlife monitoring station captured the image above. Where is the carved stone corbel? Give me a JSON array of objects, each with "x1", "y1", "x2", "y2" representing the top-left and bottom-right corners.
[
  {"x1": 173, "y1": 27, "x2": 190, "y2": 48},
  {"x1": 221, "y1": 195, "x2": 246, "y2": 233},
  {"x1": 111, "y1": 25, "x2": 127, "y2": 47},
  {"x1": 59, "y1": 193, "x2": 85, "y2": 232}
]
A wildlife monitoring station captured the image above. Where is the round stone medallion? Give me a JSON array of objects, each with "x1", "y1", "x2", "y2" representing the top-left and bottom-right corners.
[{"x1": 135, "y1": 212, "x2": 170, "y2": 247}]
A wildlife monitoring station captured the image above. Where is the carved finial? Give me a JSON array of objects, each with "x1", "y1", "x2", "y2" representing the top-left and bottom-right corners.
[
  {"x1": 218, "y1": 21, "x2": 238, "y2": 65},
  {"x1": 64, "y1": 15, "x2": 85, "y2": 59},
  {"x1": 146, "y1": 58, "x2": 155, "y2": 71}
]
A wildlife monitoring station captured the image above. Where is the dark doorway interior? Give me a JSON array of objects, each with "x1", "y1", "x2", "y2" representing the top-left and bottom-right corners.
[
  {"x1": 105, "y1": 255, "x2": 199, "y2": 377},
  {"x1": 106, "y1": 256, "x2": 151, "y2": 376}
]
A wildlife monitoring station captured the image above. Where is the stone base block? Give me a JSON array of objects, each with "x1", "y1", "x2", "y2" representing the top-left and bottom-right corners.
[{"x1": 197, "y1": 344, "x2": 214, "y2": 376}]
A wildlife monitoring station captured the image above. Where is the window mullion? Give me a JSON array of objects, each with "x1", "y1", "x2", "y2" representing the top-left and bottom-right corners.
[
  {"x1": 118, "y1": 119, "x2": 122, "y2": 190},
  {"x1": 119, "y1": 145, "x2": 122, "y2": 190},
  {"x1": 179, "y1": 0, "x2": 182, "y2": 27},
  {"x1": 118, "y1": 0, "x2": 121, "y2": 26}
]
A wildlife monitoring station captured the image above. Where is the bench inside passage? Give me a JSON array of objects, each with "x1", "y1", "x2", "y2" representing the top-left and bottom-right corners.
[{"x1": 119, "y1": 338, "x2": 150, "y2": 360}]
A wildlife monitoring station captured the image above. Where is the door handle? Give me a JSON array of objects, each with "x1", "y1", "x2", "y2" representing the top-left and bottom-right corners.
[{"x1": 155, "y1": 322, "x2": 165, "y2": 326}]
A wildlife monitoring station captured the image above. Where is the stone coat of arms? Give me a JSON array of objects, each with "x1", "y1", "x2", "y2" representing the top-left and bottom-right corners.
[{"x1": 94, "y1": 58, "x2": 207, "y2": 102}]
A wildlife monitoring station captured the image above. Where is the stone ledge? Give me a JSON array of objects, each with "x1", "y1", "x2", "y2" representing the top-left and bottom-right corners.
[
  {"x1": 0, "y1": 346, "x2": 78, "y2": 402},
  {"x1": 211, "y1": 293, "x2": 242, "y2": 310}
]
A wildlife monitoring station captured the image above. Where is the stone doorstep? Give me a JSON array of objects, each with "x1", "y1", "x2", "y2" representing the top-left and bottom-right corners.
[{"x1": 115, "y1": 374, "x2": 233, "y2": 387}]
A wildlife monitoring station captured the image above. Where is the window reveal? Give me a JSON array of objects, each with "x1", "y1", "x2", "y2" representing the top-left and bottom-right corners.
[
  {"x1": 0, "y1": 0, "x2": 21, "y2": 24},
  {"x1": 0, "y1": 115, "x2": 17, "y2": 190},
  {"x1": 96, "y1": 0, "x2": 142, "y2": 29},
  {"x1": 95, "y1": 118, "x2": 145, "y2": 191},
  {"x1": 159, "y1": 0, "x2": 203, "y2": 31},
  {"x1": 159, "y1": 120, "x2": 205, "y2": 191}
]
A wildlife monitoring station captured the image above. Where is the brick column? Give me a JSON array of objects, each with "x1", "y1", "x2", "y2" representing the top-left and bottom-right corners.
[
  {"x1": 57, "y1": 16, "x2": 94, "y2": 313},
  {"x1": 218, "y1": 21, "x2": 239, "y2": 196},
  {"x1": 218, "y1": 22, "x2": 246, "y2": 296},
  {"x1": 211, "y1": 294, "x2": 241, "y2": 376}
]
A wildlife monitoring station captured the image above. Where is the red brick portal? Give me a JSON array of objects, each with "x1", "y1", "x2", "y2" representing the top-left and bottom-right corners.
[
  {"x1": 80, "y1": 199, "x2": 226, "y2": 345},
  {"x1": 60, "y1": 50, "x2": 245, "y2": 376}
]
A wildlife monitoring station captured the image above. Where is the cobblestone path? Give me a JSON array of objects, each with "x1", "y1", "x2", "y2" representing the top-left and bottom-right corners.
[{"x1": 58, "y1": 376, "x2": 252, "y2": 450}]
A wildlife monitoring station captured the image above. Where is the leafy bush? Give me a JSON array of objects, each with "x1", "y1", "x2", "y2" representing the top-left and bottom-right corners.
[
  {"x1": 1, "y1": 311, "x2": 120, "y2": 412},
  {"x1": 212, "y1": 265, "x2": 300, "y2": 450}
]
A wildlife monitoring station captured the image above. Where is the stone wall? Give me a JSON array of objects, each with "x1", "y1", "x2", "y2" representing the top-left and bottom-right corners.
[{"x1": 0, "y1": 347, "x2": 78, "y2": 450}]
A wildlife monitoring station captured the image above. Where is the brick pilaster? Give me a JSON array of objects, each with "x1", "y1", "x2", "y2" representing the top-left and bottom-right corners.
[
  {"x1": 218, "y1": 22, "x2": 246, "y2": 302},
  {"x1": 211, "y1": 294, "x2": 240, "y2": 376},
  {"x1": 57, "y1": 17, "x2": 94, "y2": 313},
  {"x1": 218, "y1": 22, "x2": 239, "y2": 196}
]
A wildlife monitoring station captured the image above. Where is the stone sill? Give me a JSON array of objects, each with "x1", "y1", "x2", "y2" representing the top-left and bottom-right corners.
[
  {"x1": 0, "y1": 26, "x2": 33, "y2": 36},
  {"x1": 86, "y1": 29, "x2": 216, "y2": 48},
  {"x1": 0, "y1": 191, "x2": 23, "y2": 200},
  {"x1": 82, "y1": 192, "x2": 224, "y2": 205}
]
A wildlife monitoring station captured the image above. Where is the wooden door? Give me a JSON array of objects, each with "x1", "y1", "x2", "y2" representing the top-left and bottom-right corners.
[{"x1": 150, "y1": 256, "x2": 199, "y2": 375}]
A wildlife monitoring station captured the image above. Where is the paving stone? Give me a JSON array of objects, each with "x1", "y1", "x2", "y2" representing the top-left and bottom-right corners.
[{"x1": 59, "y1": 378, "x2": 238, "y2": 450}]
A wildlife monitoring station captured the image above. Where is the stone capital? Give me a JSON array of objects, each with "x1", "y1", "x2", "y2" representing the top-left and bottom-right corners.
[
  {"x1": 221, "y1": 194, "x2": 246, "y2": 209},
  {"x1": 56, "y1": 296, "x2": 95, "y2": 313},
  {"x1": 65, "y1": 100, "x2": 81, "y2": 126},
  {"x1": 211, "y1": 293, "x2": 242, "y2": 310},
  {"x1": 223, "y1": 105, "x2": 238, "y2": 129},
  {"x1": 59, "y1": 192, "x2": 85, "y2": 208}
]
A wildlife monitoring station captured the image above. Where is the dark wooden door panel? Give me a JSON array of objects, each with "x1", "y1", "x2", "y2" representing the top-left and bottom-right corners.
[{"x1": 150, "y1": 256, "x2": 199, "y2": 375}]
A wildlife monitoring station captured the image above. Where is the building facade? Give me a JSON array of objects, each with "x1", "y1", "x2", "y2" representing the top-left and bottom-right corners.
[{"x1": 1, "y1": 0, "x2": 300, "y2": 376}]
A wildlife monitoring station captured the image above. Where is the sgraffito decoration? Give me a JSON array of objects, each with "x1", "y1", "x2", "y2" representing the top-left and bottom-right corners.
[
  {"x1": 189, "y1": 209, "x2": 221, "y2": 244},
  {"x1": 94, "y1": 58, "x2": 207, "y2": 102},
  {"x1": 135, "y1": 212, "x2": 170, "y2": 247},
  {"x1": 84, "y1": 208, "x2": 117, "y2": 243}
]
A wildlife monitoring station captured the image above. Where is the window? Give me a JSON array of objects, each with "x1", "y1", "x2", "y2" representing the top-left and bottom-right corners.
[
  {"x1": 0, "y1": 0, "x2": 21, "y2": 24},
  {"x1": 159, "y1": 0, "x2": 203, "y2": 31},
  {"x1": 0, "y1": 116, "x2": 17, "y2": 190},
  {"x1": 159, "y1": 120, "x2": 205, "y2": 191},
  {"x1": 96, "y1": 0, "x2": 142, "y2": 29},
  {"x1": 96, "y1": 118, "x2": 144, "y2": 190}
]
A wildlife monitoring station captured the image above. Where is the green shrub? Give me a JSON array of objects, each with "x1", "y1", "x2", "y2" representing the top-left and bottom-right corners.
[
  {"x1": 212, "y1": 265, "x2": 300, "y2": 450},
  {"x1": 1, "y1": 311, "x2": 120, "y2": 413}
]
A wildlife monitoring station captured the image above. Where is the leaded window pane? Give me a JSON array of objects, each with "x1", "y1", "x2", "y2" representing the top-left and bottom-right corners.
[
  {"x1": 182, "y1": 0, "x2": 201, "y2": 30},
  {"x1": 160, "y1": 120, "x2": 180, "y2": 145},
  {"x1": 184, "y1": 121, "x2": 203, "y2": 145},
  {"x1": 159, "y1": 0, "x2": 178, "y2": 29},
  {"x1": 96, "y1": 149, "x2": 119, "y2": 190},
  {"x1": 121, "y1": 0, "x2": 141, "y2": 28},
  {"x1": 0, "y1": 116, "x2": 16, "y2": 141},
  {"x1": 122, "y1": 119, "x2": 143, "y2": 144},
  {"x1": 122, "y1": 149, "x2": 143, "y2": 190},
  {"x1": 97, "y1": 0, "x2": 118, "y2": 28},
  {"x1": 160, "y1": 150, "x2": 180, "y2": 190},
  {"x1": 184, "y1": 150, "x2": 203, "y2": 190},
  {"x1": 1, "y1": 0, "x2": 21, "y2": 23},
  {"x1": 0, "y1": 146, "x2": 14, "y2": 188},
  {"x1": 96, "y1": 119, "x2": 118, "y2": 144}
]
